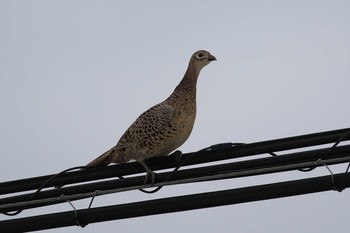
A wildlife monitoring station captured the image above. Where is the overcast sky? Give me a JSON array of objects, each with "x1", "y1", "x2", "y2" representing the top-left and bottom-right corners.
[{"x1": 1, "y1": 1, "x2": 350, "y2": 232}]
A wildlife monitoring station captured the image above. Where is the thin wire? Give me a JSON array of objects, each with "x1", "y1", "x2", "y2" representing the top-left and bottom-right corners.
[
  {"x1": 315, "y1": 159, "x2": 335, "y2": 186},
  {"x1": 291, "y1": 129, "x2": 350, "y2": 172},
  {"x1": 314, "y1": 159, "x2": 345, "y2": 192},
  {"x1": 88, "y1": 190, "x2": 99, "y2": 209},
  {"x1": 2, "y1": 166, "x2": 87, "y2": 216},
  {"x1": 139, "y1": 143, "x2": 246, "y2": 194},
  {"x1": 323, "y1": 130, "x2": 350, "y2": 160},
  {"x1": 346, "y1": 163, "x2": 350, "y2": 173},
  {"x1": 59, "y1": 195, "x2": 87, "y2": 228}
]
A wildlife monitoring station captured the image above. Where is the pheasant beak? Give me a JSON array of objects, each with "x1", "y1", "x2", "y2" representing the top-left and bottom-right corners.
[{"x1": 208, "y1": 54, "x2": 217, "y2": 61}]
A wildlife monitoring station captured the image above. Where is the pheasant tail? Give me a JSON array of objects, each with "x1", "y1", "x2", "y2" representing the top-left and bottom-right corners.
[{"x1": 86, "y1": 148, "x2": 114, "y2": 167}]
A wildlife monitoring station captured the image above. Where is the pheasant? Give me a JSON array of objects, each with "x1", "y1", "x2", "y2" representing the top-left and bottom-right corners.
[{"x1": 87, "y1": 50, "x2": 216, "y2": 184}]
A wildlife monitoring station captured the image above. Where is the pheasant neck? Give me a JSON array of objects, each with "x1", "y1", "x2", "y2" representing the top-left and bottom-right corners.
[{"x1": 167, "y1": 63, "x2": 200, "y2": 104}]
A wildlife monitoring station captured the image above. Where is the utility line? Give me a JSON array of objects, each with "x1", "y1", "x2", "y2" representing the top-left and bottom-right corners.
[
  {"x1": 1, "y1": 155, "x2": 350, "y2": 213},
  {"x1": 1, "y1": 172, "x2": 349, "y2": 233},
  {"x1": 1, "y1": 144, "x2": 350, "y2": 212},
  {"x1": 1, "y1": 127, "x2": 349, "y2": 195},
  {"x1": 0, "y1": 127, "x2": 350, "y2": 232}
]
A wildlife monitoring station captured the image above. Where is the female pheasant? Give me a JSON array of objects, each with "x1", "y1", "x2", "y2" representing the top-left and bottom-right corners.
[{"x1": 87, "y1": 50, "x2": 216, "y2": 184}]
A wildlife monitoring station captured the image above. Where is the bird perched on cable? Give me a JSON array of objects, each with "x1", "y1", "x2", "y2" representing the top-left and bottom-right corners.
[{"x1": 87, "y1": 50, "x2": 216, "y2": 184}]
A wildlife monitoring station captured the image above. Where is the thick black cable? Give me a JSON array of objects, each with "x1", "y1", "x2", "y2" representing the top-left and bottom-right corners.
[
  {"x1": 2, "y1": 144, "x2": 350, "y2": 213},
  {"x1": 0, "y1": 127, "x2": 348, "y2": 230},
  {"x1": 2, "y1": 127, "x2": 349, "y2": 196},
  {"x1": 1, "y1": 128, "x2": 350, "y2": 215},
  {"x1": 1, "y1": 172, "x2": 349, "y2": 233},
  {"x1": 3, "y1": 145, "x2": 350, "y2": 207}
]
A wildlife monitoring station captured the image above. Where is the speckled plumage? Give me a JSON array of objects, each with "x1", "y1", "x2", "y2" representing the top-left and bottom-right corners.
[{"x1": 87, "y1": 50, "x2": 216, "y2": 171}]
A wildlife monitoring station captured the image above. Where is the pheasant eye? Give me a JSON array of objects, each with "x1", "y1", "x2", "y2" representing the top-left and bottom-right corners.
[{"x1": 196, "y1": 53, "x2": 204, "y2": 59}]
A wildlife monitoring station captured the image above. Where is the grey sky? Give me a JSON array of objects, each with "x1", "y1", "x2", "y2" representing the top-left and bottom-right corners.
[{"x1": 1, "y1": 1, "x2": 350, "y2": 232}]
